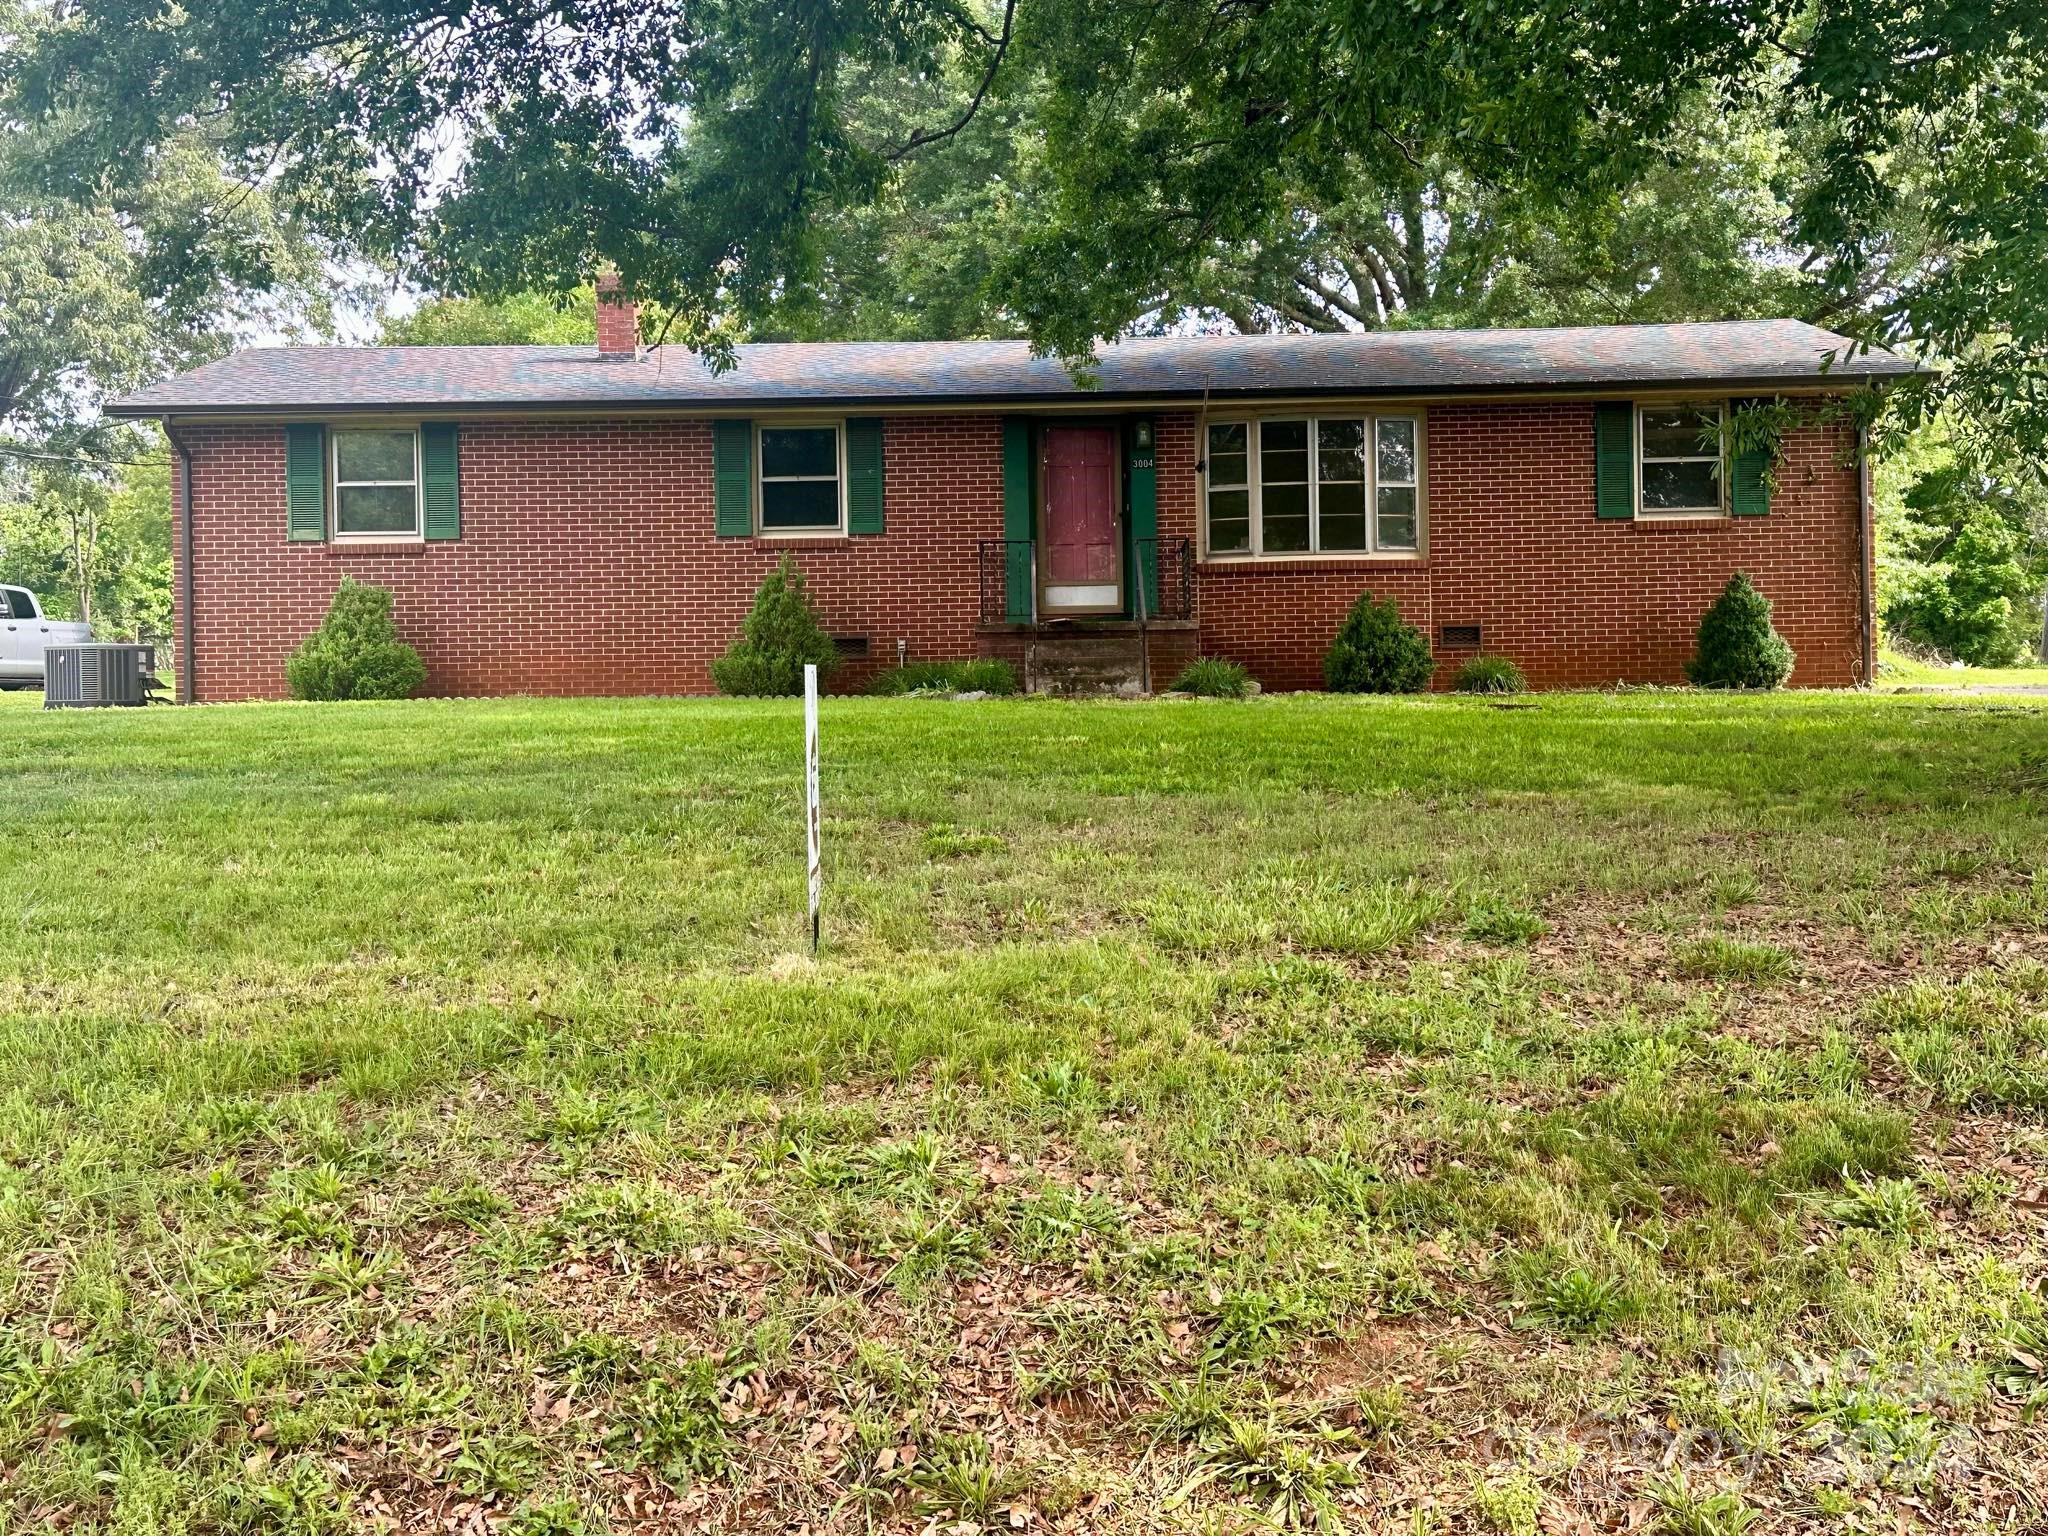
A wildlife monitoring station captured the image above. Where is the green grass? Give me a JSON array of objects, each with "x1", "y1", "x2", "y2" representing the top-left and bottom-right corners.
[
  {"x1": 1878, "y1": 647, "x2": 2048, "y2": 690},
  {"x1": 3, "y1": 687, "x2": 2047, "y2": 1531}
]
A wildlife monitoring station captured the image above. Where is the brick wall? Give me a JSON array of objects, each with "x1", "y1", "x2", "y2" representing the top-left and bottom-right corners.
[
  {"x1": 1167, "y1": 402, "x2": 1866, "y2": 691},
  {"x1": 172, "y1": 402, "x2": 1867, "y2": 702},
  {"x1": 175, "y1": 415, "x2": 1003, "y2": 701}
]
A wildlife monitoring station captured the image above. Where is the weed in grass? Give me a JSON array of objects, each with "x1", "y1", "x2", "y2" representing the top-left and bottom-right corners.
[
  {"x1": 451, "y1": 1433, "x2": 542, "y2": 1500},
  {"x1": 530, "y1": 1088, "x2": 626, "y2": 1146},
  {"x1": 1358, "y1": 1245, "x2": 1443, "y2": 1317},
  {"x1": 1202, "y1": 1286, "x2": 1326, "y2": 1365},
  {"x1": 476, "y1": 1219, "x2": 554, "y2": 1275},
  {"x1": 1673, "y1": 936, "x2": 1794, "y2": 983},
  {"x1": 204, "y1": 1164, "x2": 248, "y2": 1201},
  {"x1": 610, "y1": 1361, "x2": 735, "y2": 1486},
  {"x1": 1795, "y1": 1375, "x2": 1945, "y2": 1490},
  {"x1": 908, "y1": 1432, "x2": 1025, "y2": 1525},
  {"x1": 306, "y1": 1242, "x2": 398, "y2": 1298},
  {"x1": 1349, "y1": 1383, "x2": 1408, "y2": 1440},
  {"x1": 1299, "y1": 1146, "x2": 1385, "y2": 1220},
  {"x1": 790, "y1": 1141, "x2": 861, "y2": 1189},
  {"x1": 1173, "y1": 1413, "x2": 1362, "y2": 1531},
  {"x1": 1523, "y1": 1266, "x2": 1631, "y2": 1335},
  {"x1": 1013, "y1": 1182, "x2": 1122, "y2": 1261},
  {"x1": 1649, "y1": 1471, "x2": 1760, "y2": 1536},
  {"x1": 863, "y1": 1132, "x2": 947, "y2": 1190},
  {"x1": 1873, "y1": 977, "x2": 2048, "y2": 1114},
  {"x1": 1709, "y1": 871, "x2": 1763, "y2": 909},
  {"x1": 552, "y1": 1330, "x2": 643, "y2": 1386},
  {"x1": 192, "y1": 1240, "x2": 271, "y2": 1297},
  {"x1": 1464, "y1": 895, "x2": 1547, "y2": 945},
  {"x1": 923, "y1": 824, "x2": 1006, "y2": 858},
  {"x1": 1769, "y1": 1103, "x2": 1913, "y2": 1187},
  {"x1": 890, "y1": 1211, "x2": 986, "y2": 1290},
  {"x1": 852, "y1": 1337, "x2": 928, "y2": 1404},
  {"x1": 1019, "y1": 1057, "x2": 1102, "y2": 1113},
  {"x1": 1470, "y1": 1470, "x2": 1544, "y2": 1536},
  {"x1": 1149, "y1": 1373, "x2": 1236, "y2": 1443},
  {"x1": 260, "y1": 1197, "x2": 350, "y2": 1248},
  {"x1": 355, "y1": 1327, "x2": 438, "y2": 1385},
  {"x1": 504, "y1": 1497, "x2": 599, "y2": 1536},
  {"x1": 424, "y1": 1178, "x2": 514, "y2": 1229},
  {"x1": 1826, "y1": 1175, "x2": 1927, "y2": 1237},
  {"x1": 551, "y1": 1180, "x2": 703, "y2": 1258},
  {"x1": 1992, "y1": 1319, "x2": 2048, "y2": 1410},
  {"x1": 225, "y1": 1455, "x2": 351, "y2": 1534}
]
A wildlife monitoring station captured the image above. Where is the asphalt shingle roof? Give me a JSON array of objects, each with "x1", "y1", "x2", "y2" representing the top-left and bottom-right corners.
[{"x1": 108, "y1": 320, "x2": 1914, "y2": 417}]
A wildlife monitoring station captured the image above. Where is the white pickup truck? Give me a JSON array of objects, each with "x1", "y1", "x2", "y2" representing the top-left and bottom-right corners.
[{"x1": 0, "y1": 586, "x2": 93, "y2": 687}]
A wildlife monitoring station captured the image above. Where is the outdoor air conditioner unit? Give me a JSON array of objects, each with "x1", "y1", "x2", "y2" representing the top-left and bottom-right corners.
[{"x1": 44, "y1": 644, "x2": 155, "y2": 709}]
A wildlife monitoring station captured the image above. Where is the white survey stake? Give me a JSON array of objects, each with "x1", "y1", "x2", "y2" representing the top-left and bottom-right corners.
[{"x1": 804, "y1": 663, "x2": 822, "y2": 953}]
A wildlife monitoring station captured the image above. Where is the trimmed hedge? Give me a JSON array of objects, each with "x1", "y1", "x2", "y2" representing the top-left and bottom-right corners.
[{"x1": 285, "y1": 579, "x2": 427, "y2": 701}]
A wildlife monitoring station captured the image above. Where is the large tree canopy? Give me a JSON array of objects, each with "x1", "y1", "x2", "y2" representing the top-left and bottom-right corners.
[{"x1": 5, "y1": 0, "x2": 2043, "y2": 447}]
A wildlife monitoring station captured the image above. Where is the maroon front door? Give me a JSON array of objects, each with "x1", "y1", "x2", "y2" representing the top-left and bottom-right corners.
[{"x1": 1039, "y1": 426, "x2": 1121, "y2": 614}]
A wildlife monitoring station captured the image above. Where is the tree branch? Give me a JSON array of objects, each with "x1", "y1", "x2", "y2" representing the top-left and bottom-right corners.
[{"x1": 885, "y1": 0, "x2": 1018, "y2": 162}]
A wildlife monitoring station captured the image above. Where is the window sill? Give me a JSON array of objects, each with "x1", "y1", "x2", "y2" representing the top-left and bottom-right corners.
[
  {"x1": 1632, "y1": 512, "x2": 1730, "y2": 526},
  {"x1": 1200, "y1": 552, "x2": 1426, "y2": 571},
  {"x1": 324, "y1": 539, "x2": 427, "y2": 555}
]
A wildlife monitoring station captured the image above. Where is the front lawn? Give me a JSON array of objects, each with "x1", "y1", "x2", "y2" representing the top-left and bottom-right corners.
[{"x1": 3, "y1": 691, "x2": 2046, "y2": 1533}]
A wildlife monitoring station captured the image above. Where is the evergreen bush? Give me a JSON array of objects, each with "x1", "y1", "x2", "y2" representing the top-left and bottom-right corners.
[
  {"x1": 1323, "y1": 594, "x2": 1434, "y2": 693},
  {"x1": 709, "y1": 555, "x2": 839, "y2": 696},
  {"x1": 284, "y1": 578, "x2": 427, "y2": 701},
  {"x1": 1687, "y1": 572, "x2": 1795, "y2": 689}
]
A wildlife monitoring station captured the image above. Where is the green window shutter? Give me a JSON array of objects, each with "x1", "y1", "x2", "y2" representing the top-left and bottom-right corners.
[
  {"x1": 846, "y1": 417, "x2": 885, "y2": 535},
  {"x1": 421, "y1": 422, "x2": 461, "y2": 540},
  {"x1": 285, "y1": 424, "x2": 327, "y2": 542},
  {"x1": 1593, "y1": 402, "x2": 1635, "y2": 520},
  {"x1": 1728, "y1": 402, "x2": 1771, "y2": 516},
  {"x1": 1001, "y1": 417, "x2": 1034, "y2": 620},
  {"x1": 1127, "y1": 417, "x2": 1158, "y2": 614},
  {"x1": 713, "y1": 419, "x2": 754, "y2": 537}
]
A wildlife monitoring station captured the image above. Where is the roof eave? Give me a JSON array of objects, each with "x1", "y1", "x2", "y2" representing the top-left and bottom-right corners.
[{"x1": 105, "y1": 366, "x2": 1917, "y2": 420}]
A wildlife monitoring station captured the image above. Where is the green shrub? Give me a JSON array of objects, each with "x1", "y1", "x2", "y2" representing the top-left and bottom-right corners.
[
  {"x1": 1323, "y1": 594, "x2": 1433, "y2": 693},
  {"x1": 1687, "y1": 572, "x2": 1795, "y2": 689},
  {"x1": 709, "y1": 554, "x2": 838, "y2": 697},
  {"x1": 1171, "y1": 657, "x2": 1253, "y2": 698},
  {"x1": 284, "y1": 578, "x2": 427, "y2": 701},
  {"x1": 868, "y1": 659, "x2": 1019, "y2": 696},
  {"x1": 1454, "y1": 656, "x2": 1526, "y2": 694}
]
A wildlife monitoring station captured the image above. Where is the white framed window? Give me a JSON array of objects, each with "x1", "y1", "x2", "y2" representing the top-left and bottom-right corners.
[
  {"x1": 1203, "y1": 413, "x2": 1423, "y2": 558},
  {"x1": 757, "y1": 422, "x2": 845, "y2": 534},
  {"x1": 1637, "y1": 403, "x2": 1725, "y2": 516},
  {"x1": 332, "y1": 428, "x2": 421, "y2": 537}
]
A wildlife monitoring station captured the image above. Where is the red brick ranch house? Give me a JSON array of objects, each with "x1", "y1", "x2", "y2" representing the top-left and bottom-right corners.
[{"x1": 109, "y1": 299, "x2": 1913, "y2": 702}]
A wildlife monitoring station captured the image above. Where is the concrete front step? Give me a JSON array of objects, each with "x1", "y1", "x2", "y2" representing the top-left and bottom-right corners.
[
  {"x1": 977, "y1": 622, "x2": 1201, "y2": 696},
  {"x1": 1027, "y1": 634, "x2": 1148, "y2": 695}
]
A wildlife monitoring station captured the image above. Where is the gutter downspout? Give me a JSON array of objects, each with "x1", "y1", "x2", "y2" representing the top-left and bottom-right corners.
[
  {"x1": 165, "y1": 421, "x2": 195, "y2": 704},
  {"x1": 1857, "y1": 423, "x2": 1875, "y2": 686}
]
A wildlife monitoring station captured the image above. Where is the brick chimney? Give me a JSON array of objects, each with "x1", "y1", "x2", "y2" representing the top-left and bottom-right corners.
[{"x1": 595, "y1": 272, "x2": 640, "y2": 358}]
